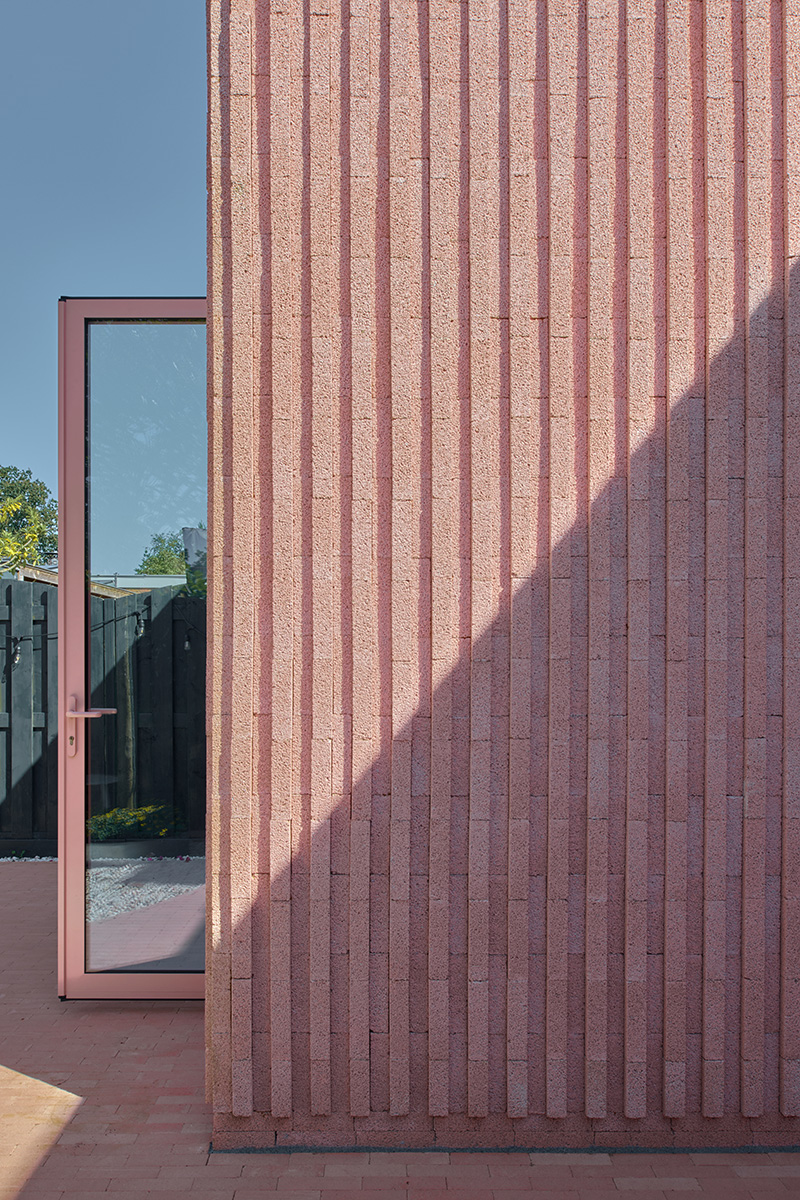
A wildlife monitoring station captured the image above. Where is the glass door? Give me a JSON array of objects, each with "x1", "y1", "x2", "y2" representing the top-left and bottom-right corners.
[{"x1": 58, "y1": 298, "x2": 206, "y2": 999}]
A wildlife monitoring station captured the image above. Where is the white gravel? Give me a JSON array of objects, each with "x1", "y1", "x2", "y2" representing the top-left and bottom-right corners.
[
  {"x1": 86, "y1": 857, "x2": 205, "y2": 922},
  {"x1": 0, "y1": 856, "x2": 57, "y2": 862}
]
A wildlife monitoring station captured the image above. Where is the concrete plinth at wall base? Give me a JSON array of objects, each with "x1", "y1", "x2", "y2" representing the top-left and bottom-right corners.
[
  {"x1": 209, "y1": 1115, "x2": 800, "y2": 1153},
  {"x1": 210, "y1": 1140, "x2": 800, "y2": 1155}
]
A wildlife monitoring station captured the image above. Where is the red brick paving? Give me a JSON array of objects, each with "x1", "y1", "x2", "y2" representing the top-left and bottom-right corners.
[{"x1": 3, "y1": 863, "x2": 800, "y2": 1199}]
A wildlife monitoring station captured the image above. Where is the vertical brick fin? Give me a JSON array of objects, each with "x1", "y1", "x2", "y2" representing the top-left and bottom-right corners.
[
  {"x1": 741, "y1": 0, "x2": 770, "y2": 1120},
  {"x1": 267, "y1": 0, "x2": 300, "y2": 1122},
  {"x1": 685, "y1": 0, "x2": 707, "y2": 1124},
  {"x1": 546, "y1": 0, "x2": 576, "y2": 1122},
  {"x1": 427, "y1": 0, "x2": 456, "y2": 1120},
  {"x1": 585, "y1": 0, "x2": 612, "y2": 1122},
  {"x1": 505, "y1": 0, "x2": 533, "y2": 1122},
  {"x1": 408, "y1": 0, "x2": 426, "y2": 1120},
  {"x1": 206, "y1": 0, "x2": 225, "y2": 1110},
  {"x1": 702, "y1": 0, "x2": 734, "y2": 1121},
  {"x1": 663, "y1": 0, "x2": 693, "y2": 1120},
  {"x1": 466, "y1": 0, "x2": 495, "y2": 1122},
  {"x1": 766, "y1": 0, "x2": 786, "y2": 1126},
  {"x1": 729, "y1": 0, "x2": 748, "y2": 1122},
  {"x1": 624, "y1": 0, "x2": 654, "y2": 1121},
  {"x1": 227, "y1": 0, "x2": 255, "y2": 1121},
  {"x1": 372, "y1": 0, "x2": 391, "y2": 1120},
  {"x1": 526, "y1": 0, "x2": 549, "y2": 1120},
  {"x1": 388, "y1": 0, "x2": 412, "y2": 1119},
  {"x1": 781, "y1": 0, "x2": 800, "y2": 1119},
  {"x1": 650, "y1": 0, "x2": 668, "y2": 1124},
  {"x1": 252, "y1": 0, "x2": 274, "y2": 1117},
  {"x1": 348, "y1": 0, "x2": 375, "y2": 1121},
  {"x1": 329, "y1": 0, "x2": 347, "y2": 1122},
  {"x1": 269, "y1": 410, "x2": 295, "y2": 1129},
  {"x1": 445, "y1": 0, "x2": 469, "y2": 1117},
  {"x1": 496, "y1": 0, "x2": 513, "y2": 1123},
  {"x1": 470, "y1": 0, "x2": 501, "y2": 1118},
  {"x1": 308, "y1": 0, "x2": 334, "y2": 1119}
]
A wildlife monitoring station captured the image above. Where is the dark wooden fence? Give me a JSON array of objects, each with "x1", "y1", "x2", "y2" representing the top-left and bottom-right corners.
[
  {"x1": 0, "y1": 578, "x2": 206, "y2": 852},
  {"x1": 0, "y1": 579, "x2": 58, "y2": 849}
]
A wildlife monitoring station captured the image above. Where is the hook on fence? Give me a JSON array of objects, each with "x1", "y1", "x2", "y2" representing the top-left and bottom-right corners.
[{"x1": 2, "y1": 634, "x2": 32, "y2": 679}]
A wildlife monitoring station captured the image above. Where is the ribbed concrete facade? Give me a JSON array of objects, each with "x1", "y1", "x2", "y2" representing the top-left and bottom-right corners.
[{"x1": 207, "y1": 0, "x2": 800, "y2": 1146}]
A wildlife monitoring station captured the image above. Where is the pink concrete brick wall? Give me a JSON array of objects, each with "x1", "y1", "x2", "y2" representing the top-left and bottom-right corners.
[{"x1": 207, "y1": 0, "x2": 800, "y2": 1147}]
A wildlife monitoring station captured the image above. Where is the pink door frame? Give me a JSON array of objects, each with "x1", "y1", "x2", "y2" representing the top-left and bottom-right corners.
[{"x1": 57, "y1": 296, "x2": 206, "y2": 1000}]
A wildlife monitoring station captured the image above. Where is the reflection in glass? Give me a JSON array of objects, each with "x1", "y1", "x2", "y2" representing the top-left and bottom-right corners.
[{"x1": 85, "y1": 322, "x2": 206, "y2": 972}]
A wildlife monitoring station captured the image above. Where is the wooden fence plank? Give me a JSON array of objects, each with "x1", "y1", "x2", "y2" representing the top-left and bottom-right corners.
[
  {"x1": 148, "y1": 587, "x2": 176, "y2": 813},
  {"x1": 0, "y1": 583, "x2": 11, "y2": 832},
  {"x1": 44, "y1": 585, "x2": 58, "y2": 836},
  {"x1": 8, "y1": 581, "x2": 33, "y2": 838}
]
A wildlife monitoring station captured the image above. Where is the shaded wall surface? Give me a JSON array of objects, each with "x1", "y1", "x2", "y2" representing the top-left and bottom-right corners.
[{"x1": 207, "y1": 0, "x2": 800, "y2": 1146}]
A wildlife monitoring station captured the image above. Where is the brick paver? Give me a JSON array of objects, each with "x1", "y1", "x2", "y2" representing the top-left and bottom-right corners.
[{"x1": 3, "y1": 863, "x2": 800, "y2": 1198}]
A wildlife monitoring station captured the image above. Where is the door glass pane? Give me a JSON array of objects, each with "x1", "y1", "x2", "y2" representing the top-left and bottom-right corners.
[{"x1": 85, "y1": 321, "x2": 206, "y2": 972}]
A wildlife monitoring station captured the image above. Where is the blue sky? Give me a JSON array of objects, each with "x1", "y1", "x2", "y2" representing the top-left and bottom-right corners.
[
  {"x1": 89, "y1": 322, "x2": 206, "y2": 574},
  {"x1": 0, "y1": 0, "x2": 206, "y2": 501}
]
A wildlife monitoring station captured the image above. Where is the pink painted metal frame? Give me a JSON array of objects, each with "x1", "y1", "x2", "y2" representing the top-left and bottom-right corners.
[{"x1": 57, "y1": 297, "x2": 206, "y2": 1000}]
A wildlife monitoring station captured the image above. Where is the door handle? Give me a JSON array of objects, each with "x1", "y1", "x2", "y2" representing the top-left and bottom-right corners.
[
  {"x1": 67, "y1": 710, "x2": 118, "y2": 718},
  {"x1": 66, "y1": 696, "x2": 117, "y2": 757}
]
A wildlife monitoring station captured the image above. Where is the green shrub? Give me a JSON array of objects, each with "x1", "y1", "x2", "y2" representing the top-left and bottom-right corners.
[{"x1": 87, "y1": 804, "x2": 176, "y2": 843}]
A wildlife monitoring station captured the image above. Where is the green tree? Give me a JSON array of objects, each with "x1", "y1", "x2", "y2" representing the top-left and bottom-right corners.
[
  {"x1": 0, "y1": 465, "x2": 58, "y2": 569},
  {"x1": 136, "y1": 531, "x2": 186, "y2": 575},
  {"x1": 184, "y1": 551, "x2": 207, "y2": 597}
]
